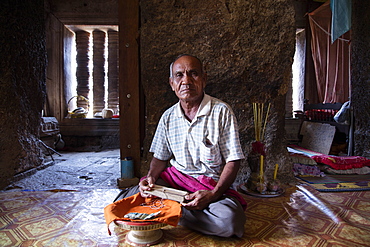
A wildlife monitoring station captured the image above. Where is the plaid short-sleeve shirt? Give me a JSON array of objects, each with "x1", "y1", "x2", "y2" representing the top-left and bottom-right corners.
[{"x1": 149, "y1": 94, "x2": 245, "y2": 180}]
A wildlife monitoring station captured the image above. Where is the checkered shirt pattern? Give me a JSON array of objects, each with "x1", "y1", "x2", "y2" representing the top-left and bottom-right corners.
[{"x1": 149, "y1": 94, "x2": 245, "y2": 180}]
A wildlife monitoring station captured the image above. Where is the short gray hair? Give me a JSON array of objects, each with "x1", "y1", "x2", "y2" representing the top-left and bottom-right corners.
[{"x1": 169, "y1": 54, "x2": 204, "y2": 78}]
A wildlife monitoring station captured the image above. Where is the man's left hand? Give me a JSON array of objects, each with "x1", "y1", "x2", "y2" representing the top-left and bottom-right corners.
[{"x1": 181, "y1": 190, "x2": 218, "y2": 210}]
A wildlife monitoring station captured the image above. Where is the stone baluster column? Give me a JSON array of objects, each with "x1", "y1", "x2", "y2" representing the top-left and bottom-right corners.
[
  {"x1": 107, "y1": 30, "x2": 119, "y2": 114},
  {"x1": 75, "y1": 30, "x2": 90, "y2": 110},
  {"x1": 92, "y1": 30, "x2": 106, "y2": 115}
]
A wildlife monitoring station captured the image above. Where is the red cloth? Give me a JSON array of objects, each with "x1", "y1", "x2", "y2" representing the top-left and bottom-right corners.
[
  {"x1": 159, "y1": 166, "x2": 247, "y2": 210},
  {"x1": 311, "y1": 155, "x2": 370, "y2": 170},
  {"x1": 288, "y1": 145, "x2": 370, "y2": 170},
  {"x1": 251, "y1": 141, "x2": 266, "y2": 155}
]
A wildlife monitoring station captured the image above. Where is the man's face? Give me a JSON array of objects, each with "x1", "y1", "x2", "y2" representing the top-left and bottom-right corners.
[{"x1": 169, "y1": 56, "x2": 207, "y2": 103}]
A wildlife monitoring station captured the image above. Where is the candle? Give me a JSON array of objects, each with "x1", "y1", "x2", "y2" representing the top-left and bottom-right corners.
[
  {"x1": 274, "y1": 164, "x2": 279, "y2": 180},
  {"x1": 260, "y1": 155, "x2": 264, "y2": 179}
]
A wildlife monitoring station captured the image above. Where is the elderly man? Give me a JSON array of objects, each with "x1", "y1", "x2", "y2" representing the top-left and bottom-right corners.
[{"x1": 117, "y1": 54, "x2": 246, "y2": 237}]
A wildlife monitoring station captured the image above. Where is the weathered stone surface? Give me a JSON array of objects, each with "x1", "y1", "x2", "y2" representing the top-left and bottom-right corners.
[
  {"x1": 92, "y1": 30, "x2": 106, "y2": 114},
  {"x1": 75, "y1": 31, "x2": 91, "y2": 109},
  {"x1": 107, "y1": 30, "x2": 119, "y2": 114},
  {"x1": 351, "y1": 0, "x2": 370, "y2": 158},
  {"x1": 0, "y1": 1, "x2": 46, "y2": 189},
  {"x1": 140, "y1": 0, "x2": 296, "y2": 184}
]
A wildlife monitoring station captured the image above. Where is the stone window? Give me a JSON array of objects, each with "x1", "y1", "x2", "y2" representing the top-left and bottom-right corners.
[
  {"x1": 66, "y1": 25, "x2": 119, "y2": 118},
  {"x1": 286, "y1": 28, "x2": 306, "y2": 119}
]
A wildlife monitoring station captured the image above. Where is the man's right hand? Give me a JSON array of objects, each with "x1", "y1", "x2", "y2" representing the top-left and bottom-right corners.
[
  {"x1": 139, "y1": 157, "x2": 168, "y2": 198},
  {"x1": 139, "y1": 176, "x2": 156, "y2": 198}
]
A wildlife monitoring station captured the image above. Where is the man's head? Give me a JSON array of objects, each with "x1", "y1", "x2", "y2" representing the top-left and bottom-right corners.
[{"x1": 169, "y1": 55, "x2": 207, "y2": 103}]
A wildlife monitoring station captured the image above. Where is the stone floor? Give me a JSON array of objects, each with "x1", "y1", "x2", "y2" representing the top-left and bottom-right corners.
[
  {"x1": 5, "y1": 149, "x2": 121, "y2": 191},
  {"x1": 1, "y1": 150, "x2": 370, "y2": 246}
]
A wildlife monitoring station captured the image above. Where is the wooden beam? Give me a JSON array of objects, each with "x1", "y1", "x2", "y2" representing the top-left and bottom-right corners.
[{"x1": 118, "y1": 0, "x2": 140, "y2": 177}]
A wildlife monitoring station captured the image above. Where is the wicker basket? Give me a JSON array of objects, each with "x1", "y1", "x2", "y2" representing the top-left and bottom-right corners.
[{"x1": 67, "y1": 95, "x2": 89, "y2": 119}]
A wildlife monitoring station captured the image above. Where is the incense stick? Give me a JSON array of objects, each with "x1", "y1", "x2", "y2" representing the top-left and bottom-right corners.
[
  {"x1": 274, "y1": 164, "x2": 279, "y2": 180},
  {"x1": 261, "y1": 103, "x2": 271, "y2": 141}
]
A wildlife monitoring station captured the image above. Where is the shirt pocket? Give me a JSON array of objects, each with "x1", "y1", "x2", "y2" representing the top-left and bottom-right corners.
[{"x1": 200, "y1": 139, "x2": 222, "y2": 169}]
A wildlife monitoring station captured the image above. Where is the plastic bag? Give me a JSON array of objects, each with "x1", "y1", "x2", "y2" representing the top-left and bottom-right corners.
[{"x1": 334, "y1": 101, "x2": 351, "y2": 125}]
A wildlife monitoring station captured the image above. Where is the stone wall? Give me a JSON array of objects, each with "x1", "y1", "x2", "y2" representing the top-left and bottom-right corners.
[
  {"x1": 352, "y1": 0, "x2": 370, "y2": 158},
  {"x1": 0, "y1": 1, "x2": 46, "y2": 189},
  {"x1": 140, "y1": 0, "x2": 296, "y2": 184}
]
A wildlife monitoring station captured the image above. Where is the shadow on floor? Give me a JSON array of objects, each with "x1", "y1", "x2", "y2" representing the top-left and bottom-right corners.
[{"x1": 5, "y1": 149, "x2": 121, "y2": 191}]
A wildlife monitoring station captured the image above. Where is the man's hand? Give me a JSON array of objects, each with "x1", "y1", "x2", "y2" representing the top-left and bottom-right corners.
[
  {"x1": 181, "y1": 160, "x2": 241, "y2": 210},
  {"x1": 139, "y1": 177, "x2": 156, "y2": 198},
  {"x1": 139, "y1": 157, "x2": 168, "y2": 198},
  {"x1": 181, "y1": 190, "x2": 219, "y2": 210}
]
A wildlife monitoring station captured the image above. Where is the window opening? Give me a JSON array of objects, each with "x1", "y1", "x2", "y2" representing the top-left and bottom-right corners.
[
  {"x1": 291, "y1": 28, "x2": 306, "y2": 117},
  {"x1": 66, "y1": 25, "x2": 119, "y2": 119}
]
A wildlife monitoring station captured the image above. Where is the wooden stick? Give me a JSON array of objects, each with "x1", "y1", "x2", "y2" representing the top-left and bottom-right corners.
[
  {"x1": 253, "y1": 103, "x2": 258, "y2": 141},
  {"x1": 260, "y1": 103, "x2": 264, "y2": 141},
  {"x1": 257, "y1": 104, "x2": 261, "y2": 141},
  {"x1": 261, "y1": 103, "x2": 271, "y2": 141}
]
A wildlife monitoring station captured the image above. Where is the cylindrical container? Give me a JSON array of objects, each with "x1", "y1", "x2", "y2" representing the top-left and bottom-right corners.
[{"x1": 121, "y1": 157, "x2": 134, "y2": 179}]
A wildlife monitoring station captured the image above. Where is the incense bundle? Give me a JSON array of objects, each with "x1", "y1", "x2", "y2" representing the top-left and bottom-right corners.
[
  {"x1": 252, "y1": 103, "x2": 271, "y2": 142},
  {"x1": 253, "y1": 103, "x2": 271, "y2": 183}
]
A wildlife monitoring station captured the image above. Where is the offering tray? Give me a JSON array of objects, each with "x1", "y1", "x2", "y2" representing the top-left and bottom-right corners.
[
  {"x1": 238, "y1": 183, "x2": 285, "y2": 198},
  {"x1": 115, "y1": 220, "x2": 167, "y2": 246}
]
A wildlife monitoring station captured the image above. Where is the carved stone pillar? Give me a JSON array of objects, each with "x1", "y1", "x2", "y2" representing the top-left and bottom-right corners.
[
  {"x1": 75, "y1": 31, "x2": 90, "y2": 110},
  {"x1": 108, "y1": 30, "x2": 119, "y2": 114},
  {"x1": 92, "y1": 30, "x2": 106, "y2": 115}
]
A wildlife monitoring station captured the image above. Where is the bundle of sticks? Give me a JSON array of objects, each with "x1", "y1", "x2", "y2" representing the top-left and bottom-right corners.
[
  {"x1": 252, "y1": 103, "x2": 271, "y2": 186},
  {"x1": 252, "y1": 103, "x2": 271, "y2": 142}
]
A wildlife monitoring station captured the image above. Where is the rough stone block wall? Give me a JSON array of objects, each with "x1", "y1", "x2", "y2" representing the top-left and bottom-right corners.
[
  {"x1": 0, "y1": 1, "x2": 46, "y2": 189},
  {"x1": 140, "y1": 0, "x2": 296, "y2": 184},
  {"x1": 351, "y1": 0, "x2": 370, "y2": 159}
]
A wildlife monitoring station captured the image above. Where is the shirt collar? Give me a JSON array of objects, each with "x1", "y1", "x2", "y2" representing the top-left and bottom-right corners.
[
  {"x1": 197, "y1": 94, "x2": 211, "y2": 117},
  {"x1": 174, "y1": 93, "x2": 211, "y2": 118}
]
